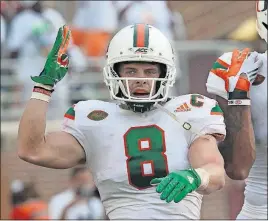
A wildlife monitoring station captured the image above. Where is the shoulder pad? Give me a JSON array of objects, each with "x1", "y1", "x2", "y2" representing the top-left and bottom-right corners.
[
  {"x1": 167, "y1": 94, "x2": 225, "y2": 141},
  {"x1": 167, "y1": 94, "x2": 219, "y2": 115},
  {"x1": 63, "y1": 100, "x2": 112, "y2": 120},
  {"x1": 74, "y1": 100, "x2": 117, "y2": 111}
]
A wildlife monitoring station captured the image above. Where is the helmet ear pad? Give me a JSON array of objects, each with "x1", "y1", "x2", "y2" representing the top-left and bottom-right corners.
[
  {"x1": 156, "y1": 63, "x2": 167, "y2": 95},
  {"x1": 113, "y1": 61, "x2": 167, "y2": 98},
  {"x1": 113, "y1": 62, "x2": 123, "y2": 98}
]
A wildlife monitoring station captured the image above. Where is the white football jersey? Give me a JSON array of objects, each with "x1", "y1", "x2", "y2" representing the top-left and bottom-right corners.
[
  {"x1": 249, "y1": 52, "x2": 268, "y2": 145},
  {"x1": 61, "y1": 94, "x2": 226, "y2": 219},
  {"x1": 245, "y1": 52, "x2": 268, "y2": 207}
]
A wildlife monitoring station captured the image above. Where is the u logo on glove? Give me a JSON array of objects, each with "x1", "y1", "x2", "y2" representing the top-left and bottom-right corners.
[{"x1": 57, "y1": 25, "x2": 71, "y2": 67}]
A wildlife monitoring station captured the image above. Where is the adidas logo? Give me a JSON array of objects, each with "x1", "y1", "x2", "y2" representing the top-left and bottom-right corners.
[
  {"x1": 187, "y1": 176, "x2": 194, "y2": 184},
  {"x1": 174, "y1": 103, "x2": 191, "y2": 112}
]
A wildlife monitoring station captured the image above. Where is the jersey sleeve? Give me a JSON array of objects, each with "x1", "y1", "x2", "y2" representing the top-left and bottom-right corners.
[
  {"x1": 189, "y1": 95, "x2": 226, "y2": 144},
  {"x1": 61, "y1": 104, "x2": 90, "y2": 161},
  {"x1": 171, "y1": 94, "x2": 226, "y2": 145}
]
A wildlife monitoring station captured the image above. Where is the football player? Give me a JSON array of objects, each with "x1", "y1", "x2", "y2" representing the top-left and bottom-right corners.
[
  {"x1": 206, "y1": 0, "x2": 267, "y2": 219},
  {"x1": 18, "y1": 24, "x2": 229, "y2": 219}
]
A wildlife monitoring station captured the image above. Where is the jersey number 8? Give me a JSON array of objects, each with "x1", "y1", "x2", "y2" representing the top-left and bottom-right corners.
[{"x1": 124, "y1": 125, "x2": 169, "y2": 189}]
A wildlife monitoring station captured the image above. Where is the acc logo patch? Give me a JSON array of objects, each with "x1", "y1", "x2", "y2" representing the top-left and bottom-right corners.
[
  {"x1": 87, "y1": 110, "x2": 108, "y2": 121},
  {"x1": 135, "y1": 48, "x2": 148, "y2": 54}
]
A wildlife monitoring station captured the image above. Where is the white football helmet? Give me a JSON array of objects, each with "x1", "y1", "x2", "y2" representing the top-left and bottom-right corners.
[
  {"x1": 103, "y1": 24, "x2": 176, "y2": 107},
  {"x1": 256, "y1": 0, "x2": 268, "y2": 42}
]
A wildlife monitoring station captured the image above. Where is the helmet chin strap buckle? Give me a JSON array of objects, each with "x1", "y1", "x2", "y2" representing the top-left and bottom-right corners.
[
  {"x1": 126, "y1": 101, "x2": 155, "y2": 113},
  {"x1": 123, "y1": 94, "x2": 169, "y2": 113}
]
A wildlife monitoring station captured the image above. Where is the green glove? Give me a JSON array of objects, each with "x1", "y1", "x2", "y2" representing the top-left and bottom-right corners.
[
  {"x1": 31, "y1": 25, "x2": 71, "y2": 87},
  {"x1": 150, "y1": 169, "x2": 201, "y2": 203}
]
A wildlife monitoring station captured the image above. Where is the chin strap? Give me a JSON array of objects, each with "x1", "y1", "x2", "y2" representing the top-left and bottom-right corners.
[{"x1": 126, "y1": 101, "x2": 155, "y2": 113}]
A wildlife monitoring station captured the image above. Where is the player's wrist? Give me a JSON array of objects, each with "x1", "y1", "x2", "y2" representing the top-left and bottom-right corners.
[
  {"x1": 228, "y1": 88, "x2": 249, "y2": 99},
  {"x1": 31, "y1": 83, "x2": 54, "y2": 102},
  {"x1": 194, "y1": 168, "x2": 210, "y2": 191},
  {"x1": 228, "y1": 88, "x2": 251, "y2": 106},
  {"x1": 228, "y1": 99, "x2": 251, "y2": 106}
]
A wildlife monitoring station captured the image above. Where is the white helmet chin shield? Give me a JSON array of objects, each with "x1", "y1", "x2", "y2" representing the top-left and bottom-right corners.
[
  {"x1": 103, "y1": 24, "x2": 177, "y2": 105},
  {"x1": 256, "y1": 0, "x2": 268, "y2": 42}
]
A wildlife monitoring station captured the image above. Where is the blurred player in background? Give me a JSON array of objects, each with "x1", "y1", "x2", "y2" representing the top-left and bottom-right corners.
[
  {"x1": 71, "y1": 1, "x2": 118, "y2": 57},
  {"x1": 17, "y1": 23, "x2": 230, "y2": 219},
  {"x1": 6, "y1": 1, "x2": 87, "y2": 118},
  {"x1": 113, "y1": 1, "x2": 175, "y2": 40},
  {"x1": 0, "y1": 0, "x2": 8, "y2": 47},
  {"x1": 6, "y1": 0, "x2": 68, "y2": 116},
  {"x1": 10, "y1": 180, "x2": 49, "y2": 220},
  {"x1": 206, "y1": 0, "x2": 267, "y2": 219},
  {"x1": 49, "y1": 166, "x2": 106, "y2": 219}
]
